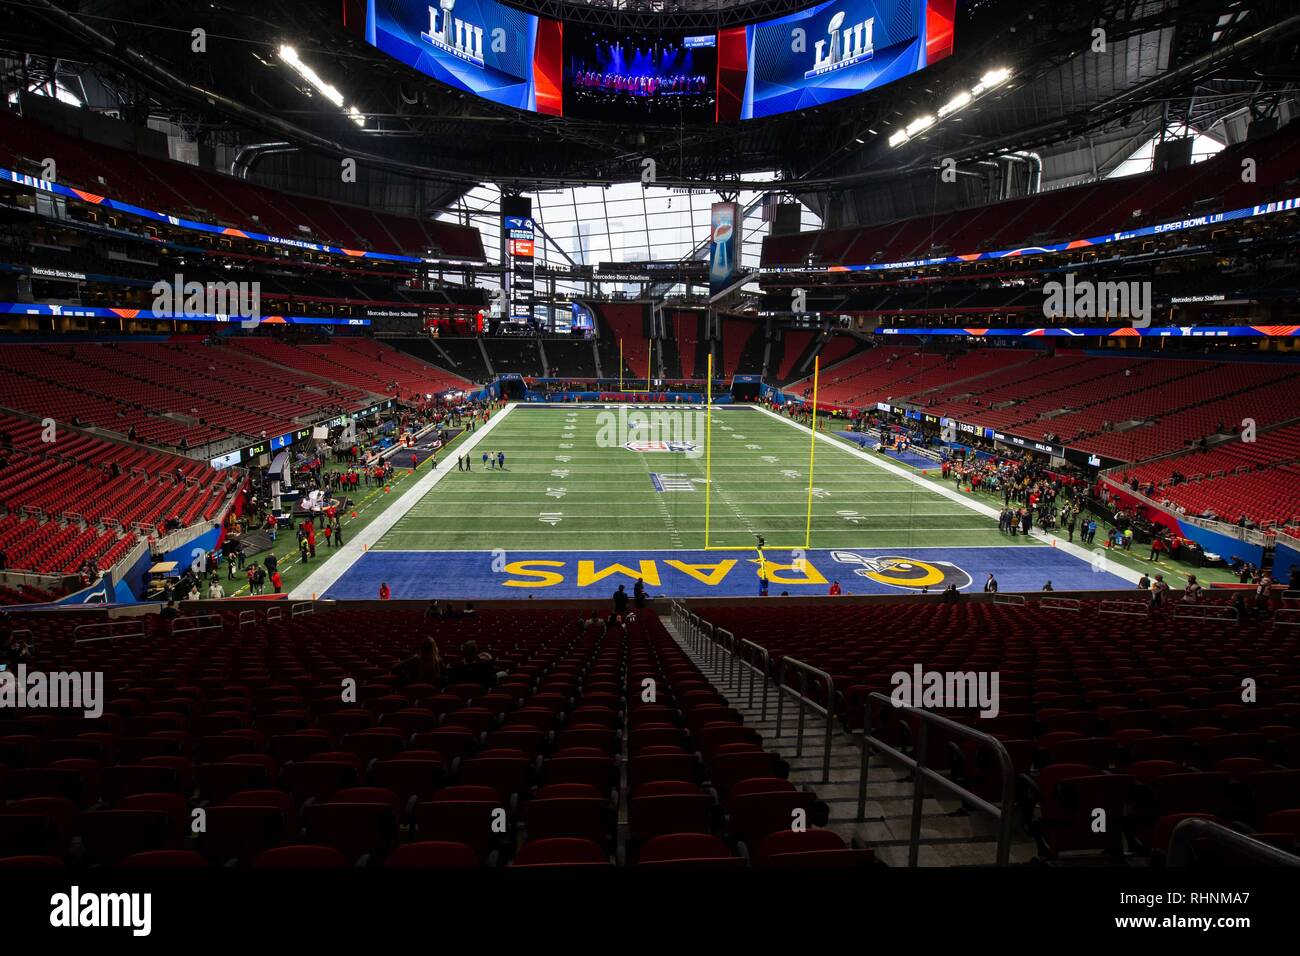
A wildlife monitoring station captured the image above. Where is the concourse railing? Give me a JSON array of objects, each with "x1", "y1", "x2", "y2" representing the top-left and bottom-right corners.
[
  {"x1": 1167, "y1": 818, "x2": 1300, "y2": 868},
  {"x1": 856, "y1": 691, "x2": 1017, "y2": 866}
]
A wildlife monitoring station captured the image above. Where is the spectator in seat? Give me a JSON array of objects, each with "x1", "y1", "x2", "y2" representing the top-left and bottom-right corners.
[
  {"x1": 1150, "y1": 575, "x2": 1169, "y2": 608},
  {"x1": 417, "y1": 636, "x2": 443, "y2": 686}
]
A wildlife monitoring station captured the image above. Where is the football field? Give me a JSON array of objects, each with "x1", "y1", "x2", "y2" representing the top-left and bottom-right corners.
[{"x1": 301, "y1": 404, "x2": 1139, "y2": 600}]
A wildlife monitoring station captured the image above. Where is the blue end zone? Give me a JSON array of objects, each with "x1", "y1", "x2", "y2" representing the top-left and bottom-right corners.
[
  {"x1": 321, "y1": 546, "x2": 1135, "y2": 600},
  {"x1": 834, "y1": 431, "x2": 937, "y2": 470}
]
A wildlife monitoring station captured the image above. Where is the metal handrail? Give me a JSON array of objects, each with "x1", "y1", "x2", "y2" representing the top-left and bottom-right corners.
[
  {"x1": 992, "y1": 593, "x2": 1026, "y2": 607},
  {"x1": 737, "y1": 638, "x2": 770, "y2": 721},
  {"x1": 238, "y1": 610, "x2": 257, "y2": 630},
  {"x1": 1039, "y1": 597, "x2": 1081, "y2": 612},
  {"x1": 1273, "y1": 608, "x2": 1300, "y2": 627},
  {"x1": 291, "y1": 601, "x2": 314, "y2": 618},
  {"x1": 1099, "y1": 600, "x2": 1149, "y2": 617},
  {"x1": 73, "y1": 620, "x2": 145, "y2": 644},
  {"x1": 1167, "y1": 818, "x2": 1300, "y2": 868},
  {"x1": 857, "y1": 690, "x2": 1017, "y2": 866},
  {"x1": 774, "y1": 655, "x2": 835, "y2": 783},
  {"x1": 171, "y1": 614, "x2": 224, "y2": 636},
  {"x1": 266, "y1": 606, "x2": 283, "y2": 623},
  {"x1": 720, "y1": 628, "x2": 739, "y2": 689},
  {"x1": 1172, "y1": 603, "x2": 1239, "y2": 622}
]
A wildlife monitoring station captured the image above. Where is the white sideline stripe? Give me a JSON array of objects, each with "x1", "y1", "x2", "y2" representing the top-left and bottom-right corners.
[
  {"x1": 753, "y1": 405, "x2": 1146, "y2": 585},
  {"x1": 290, "y1": 404, "x2": 517, "y2": 599}
]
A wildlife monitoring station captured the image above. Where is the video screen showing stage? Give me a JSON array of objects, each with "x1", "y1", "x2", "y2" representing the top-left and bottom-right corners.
[{"x1": 563, "y1": 29, "x2": 718, "y2": 123}]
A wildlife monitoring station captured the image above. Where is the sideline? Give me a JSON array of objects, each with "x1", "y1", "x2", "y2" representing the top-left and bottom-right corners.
[
  {"x1": 752, "y1": 404, "x2": 1146, "y2": 585},
  {"x1": 290, "y1": 404, "x2": 517, "y2": 599}
]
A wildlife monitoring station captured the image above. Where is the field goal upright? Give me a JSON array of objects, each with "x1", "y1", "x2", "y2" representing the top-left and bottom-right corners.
[{"x1": 703, "y1": 352, "x2": 820, "y2": 553}]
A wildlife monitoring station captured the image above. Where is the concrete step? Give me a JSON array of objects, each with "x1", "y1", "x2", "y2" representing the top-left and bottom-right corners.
[{"x1": 662, "y1": 613, "x2": 1040, "y2": 866}]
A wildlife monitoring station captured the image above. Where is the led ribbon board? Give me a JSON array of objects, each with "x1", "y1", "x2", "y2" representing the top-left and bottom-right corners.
[
  {"x1": 763, "y1": 197, "x2": 1300, "y2": 274},
  {"x1": 0, "y1": 303, "x2": 370, "y2": 327},
  {"x1": 0, "y1": 167, "x2": 430, "y2": 265}
]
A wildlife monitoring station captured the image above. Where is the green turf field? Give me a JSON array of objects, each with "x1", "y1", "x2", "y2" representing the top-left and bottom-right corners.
[{"x1": 377, "y1": 405, "x2": 1027, "y2": 553}]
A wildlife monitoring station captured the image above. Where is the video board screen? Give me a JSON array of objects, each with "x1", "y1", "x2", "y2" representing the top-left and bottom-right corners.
[
  {"x1": 720, "y1": 0, "x2": 955, "y2": 120},
  {"x1": 563, "y1": 29, "x2": 717, "y2": 123},
  {"x1": 360, "y1": 0, "x2": 953, "y2": 121},
  {"x1": 364, "y1": 0, "x2": 562, "y2": 114}
]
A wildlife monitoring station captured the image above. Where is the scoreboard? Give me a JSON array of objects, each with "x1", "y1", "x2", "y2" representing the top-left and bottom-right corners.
[{"x1": 503, "y1": 214, "x2": 536, "y2": 322}]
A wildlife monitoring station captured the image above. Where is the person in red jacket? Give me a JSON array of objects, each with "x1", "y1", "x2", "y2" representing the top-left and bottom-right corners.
[
  {"x1": 271, "y1": 570, "x2": 283, "y2": 594},
  {"x1": 828, "y1": 581, "x2": 842, "y2": 596},
  {"x1": 379, "y1": 582, "x2": 391, "y2": 600}
]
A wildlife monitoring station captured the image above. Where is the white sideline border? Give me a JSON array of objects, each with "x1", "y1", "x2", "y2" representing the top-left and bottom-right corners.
[
  {"x1": 753, "y1": 405, "x2": 1146, "y2": 586},
  {"x1": 290, "y1": 403, "x2": 518, "y2": 599},
  {"x1": 293, "y1": 402, "x2": 1144, "y2": 597}
]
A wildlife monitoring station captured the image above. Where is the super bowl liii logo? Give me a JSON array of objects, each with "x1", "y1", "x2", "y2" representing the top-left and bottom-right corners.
[
  {"x1": 421, "y1": 0, "x2": 485, "y2": 67},
  {"x1": 806, "y1": 11, "x2": 874, "y2": 79}
]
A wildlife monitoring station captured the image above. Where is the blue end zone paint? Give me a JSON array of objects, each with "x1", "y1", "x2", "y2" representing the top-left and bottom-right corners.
[
  {"x1": 834, "y1": 431, "x2": 937, "y2": 471},
  {"x1": 322, "y1": 546, "x2": 1134, "y2": 600},
  {"x1": 650, "y1": 473, "x2": 665, "y2": 492}
]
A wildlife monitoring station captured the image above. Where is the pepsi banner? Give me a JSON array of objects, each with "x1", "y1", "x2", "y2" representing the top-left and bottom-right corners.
[
  {"x1": 365, "y1": 0, "x2": 563, "y2": 114},
  {"x1": 725, "y1": 0, "x2": 955, "y2": 120}
]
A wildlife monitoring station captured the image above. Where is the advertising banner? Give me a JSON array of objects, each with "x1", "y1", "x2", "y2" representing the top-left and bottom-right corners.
[{"x1": 709, "y1": 202, "x2": 740, "y2": 296}]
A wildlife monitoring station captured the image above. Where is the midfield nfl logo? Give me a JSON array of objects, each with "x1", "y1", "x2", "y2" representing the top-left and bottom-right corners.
[{"x1": 421, "y1": 0, "x2": 485, "y2": 67}]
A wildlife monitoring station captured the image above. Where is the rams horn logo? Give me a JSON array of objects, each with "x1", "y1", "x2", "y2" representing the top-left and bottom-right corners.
[{"x1": 829, "y1": 552, "x2": 972, "y2": 591}]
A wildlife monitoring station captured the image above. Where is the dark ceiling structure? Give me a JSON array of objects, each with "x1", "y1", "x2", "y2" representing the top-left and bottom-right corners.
[{"x1": 0, "y1": 0, "x2": 1297, "y2": 222}]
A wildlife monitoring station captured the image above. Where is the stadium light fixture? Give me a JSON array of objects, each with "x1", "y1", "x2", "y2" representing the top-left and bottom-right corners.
[
  {"x1": 905, "y1": 115, "x2": 935, "y2": 136},
  {"x1": 937, "y1": 90, "x2": 971, "y2": 118},
  {"x1": 971, "y1": 67, "x2": 1011, "y2": 96},
  {"x1": 891, "y1": 66, "x2": 1013, "y2": 148},
  {"x1": 279, "y1": 44, "x2": 365, "y2": 126}
]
